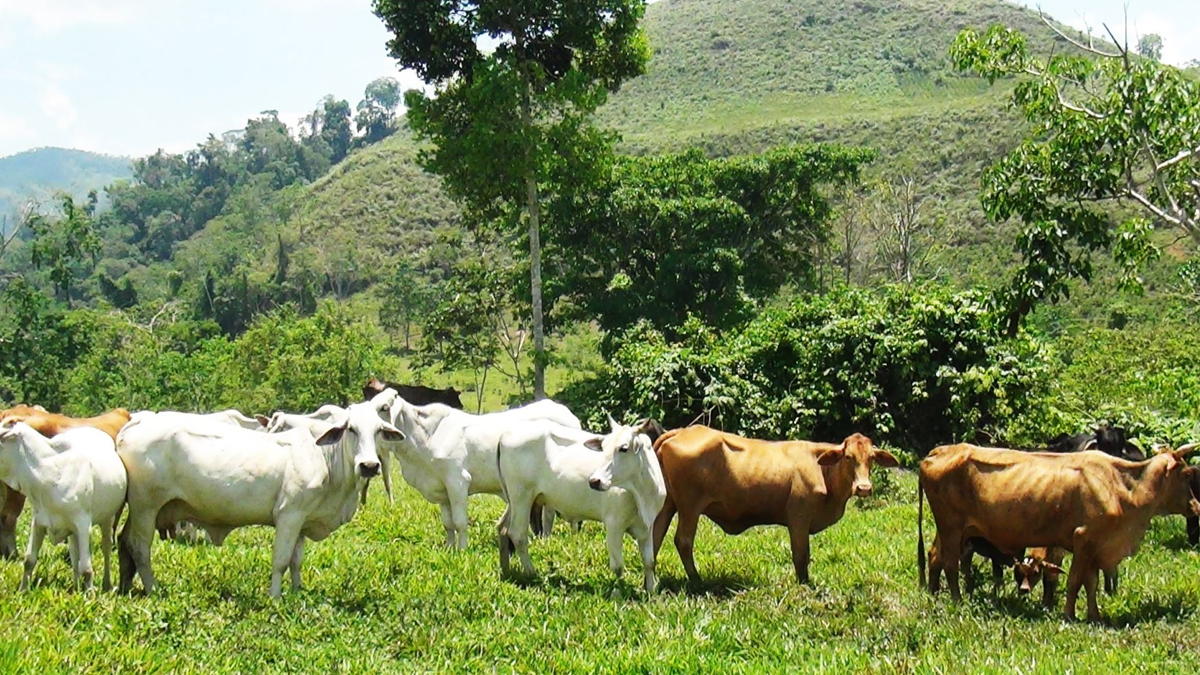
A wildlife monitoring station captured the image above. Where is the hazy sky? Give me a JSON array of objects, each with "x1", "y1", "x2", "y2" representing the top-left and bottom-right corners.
[{"x1": 0, "y1": 0, "x2": 1196, "y2": 159}]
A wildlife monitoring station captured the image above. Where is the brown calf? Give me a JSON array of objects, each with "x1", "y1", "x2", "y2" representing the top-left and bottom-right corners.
[
  {"x1": 918, "y1": 443, "x2": 1198, "y2": 622},
  {"x1": 652, "y1": 425, "x2": 897, "y2": 584},
  {"x1": 0, "y1": 406, "x2": 131, "y2": 558}
]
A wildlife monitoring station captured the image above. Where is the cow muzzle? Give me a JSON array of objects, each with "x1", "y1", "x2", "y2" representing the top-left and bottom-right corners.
[
  {"x1": 853, "y1": 483, "x2": 873, "y2": 498},
  {"x1": 358, "y1": 461, "x2": 381, "y2": 478},
  {"x1": 589, "y1": 477, "x2": 609, "y2": 492}
]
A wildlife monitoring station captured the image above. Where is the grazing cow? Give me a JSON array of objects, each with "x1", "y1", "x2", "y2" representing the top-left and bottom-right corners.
[
  {"x1": 939, "y1": 536, "x2": 1065, "y2": 606},
  {"x1": 1047, "y1": 424, "x2": 1145, "y2": 461},
  {"x1": 1013, "y1": 547, "x2": 1066, "y2": 607},
  {"x1": 496, "y1": 417, "x2": 666, "y2": 593},
  {"x1": 918, "y1": 443, "x2": 1199, "y2": 621},
  {"x1": 0, "y1": 423, "x2": 127, "y2": 591},
  {"x1": 263, "y1": 406, "x2": 395, "y2": 505},
  {"x1": 652, "y1": 426, "x2": 898, "y2": 584},
  {"x1": 364, "y1": 377, "x2": 464, "y2": 409},
  {"x1": 385, "y1": 397, "x2": 580, "y2": 548},
  {"x1": 116, "y1": 392, "x2": 405, "y2": 597},
  {"x1": 0, "y1": 406, "x2": 131, "y2": 559}
]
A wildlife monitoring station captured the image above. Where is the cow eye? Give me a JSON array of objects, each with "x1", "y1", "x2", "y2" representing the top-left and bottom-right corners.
[{"x1": 619, "y1": 444, "x2": 629, "y2": 453}]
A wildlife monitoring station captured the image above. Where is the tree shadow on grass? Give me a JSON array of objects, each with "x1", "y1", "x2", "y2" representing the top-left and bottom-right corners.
[
  {"x1": 1154, "y1": 523, "x2": 1198, "y2": 552},
  {"x1": 1106, "y1": 595, "x2": 1197, "y2": 628}
]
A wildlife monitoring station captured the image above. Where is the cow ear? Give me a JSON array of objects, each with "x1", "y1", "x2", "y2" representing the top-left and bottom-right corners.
[
  {"x1": 817, "y1": 448, "x2": 843, "y2": 466},
  {"x1": 872, "y1": 449, "x2": 900, "y2": 467},
  {"x1": 583, "y1": 437, "x2": 604, "y2": 452},
  {"x1": 637, "y1": 418, "x2": 665, "y2": 443},
  {"x1": 315, "y1": 424, "x2": 348, "y2": 446},
  {"x1": 1042, "y1": 561, "x2": 1065, "y2": 574},
  {"x1": 379, "y1": 421, "x2": 406, "y2": 442},
  {"x1": 255, "y1": 415, "x2": 270, "y2": 427}
]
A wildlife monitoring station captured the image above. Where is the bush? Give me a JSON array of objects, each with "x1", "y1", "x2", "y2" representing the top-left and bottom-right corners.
[{"x1": 560, "y1": 285, "x2": 1053, "y2": 455}]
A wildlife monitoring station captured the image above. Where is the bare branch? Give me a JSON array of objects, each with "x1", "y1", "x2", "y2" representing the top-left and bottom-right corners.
[
  {"x1": 1157, "y1": 147, "x2": 1199, "y2": 172},
  {"x1": 1122, "y1": 187, "x2": 1183, "y2": 226},
  {"x1": 1057, "y1": 89, "x2": 1107, "y2": 119},
  {"x1": 1101, "y1": 21, "x2": 1129, "y2": 66},
  {"x1": 1039, "y1": 9, "x2": 1122, "y2": 58}
]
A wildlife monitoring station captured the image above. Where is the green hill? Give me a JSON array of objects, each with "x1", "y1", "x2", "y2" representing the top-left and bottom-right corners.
[
  {"x1": 0, "y1": 147, "x2": 131, "y2": 228},
  {"x1": 152, "y1": 0, "x2": 1190, "y2": 324}
]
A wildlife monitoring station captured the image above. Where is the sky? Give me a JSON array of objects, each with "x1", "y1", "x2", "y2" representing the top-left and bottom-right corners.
[{"x1": 0, "y1": 0, "x2": 1196, "y2": 160}]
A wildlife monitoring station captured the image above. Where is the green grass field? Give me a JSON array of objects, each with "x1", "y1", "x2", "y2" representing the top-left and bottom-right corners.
[{"x1": 2, "y1": 471, "x2": 1199, "y2": 673}]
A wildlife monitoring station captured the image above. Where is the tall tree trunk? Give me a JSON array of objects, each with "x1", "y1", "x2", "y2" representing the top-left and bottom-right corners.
[{"x1": 526, "y1": 171, "x2": 546, "y2": 400}]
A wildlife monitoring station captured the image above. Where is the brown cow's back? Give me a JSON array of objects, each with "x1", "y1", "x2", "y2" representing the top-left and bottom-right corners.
[
  {"x1": 657, "y1": 425, "x2": 827, "y2": 533},
  {"x1": 0, "y1": 408, "x2": 130, "y2": 442}
]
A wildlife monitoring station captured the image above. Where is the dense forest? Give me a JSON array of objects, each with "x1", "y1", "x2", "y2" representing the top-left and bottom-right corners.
[{"x1": 0, "y1": 0, "x2": 1196, "y2": 455}]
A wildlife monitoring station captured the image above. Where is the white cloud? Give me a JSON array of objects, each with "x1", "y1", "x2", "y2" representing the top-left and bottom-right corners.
[
  {"x1": 39, "y1": 84, "x2": 77, "y2": 131},
  {"x1": 0, "y1": 0, "x2": 138, "y2": 32}
]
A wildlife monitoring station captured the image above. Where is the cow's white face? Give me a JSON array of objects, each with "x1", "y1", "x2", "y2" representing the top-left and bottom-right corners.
[
  {"x1": 587, "y1": 418, "x2": 653, "y2": 492},
  {"x1": 316, "y1": 392, "x2": 405, "y2": 479}
]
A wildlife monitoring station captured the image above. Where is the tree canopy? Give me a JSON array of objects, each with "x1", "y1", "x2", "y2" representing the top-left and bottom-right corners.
[{"x1": 951, "y1": 17, "x2": 1200, "y2": 333}]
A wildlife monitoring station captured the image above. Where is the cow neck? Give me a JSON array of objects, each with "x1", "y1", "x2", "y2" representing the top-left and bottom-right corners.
[
  {"x1": 627, "y1": 446, "x2": 668, "y2": 527},
  {"x1": 320, "y1": 434, "x2": 360, "y2": 500},
  {"x1": 396, "y1": 402, "x2": 457, "y2": 452},
  {"x1": 1119, "y1": 455, "x2": 1175, "y2": 512},
  {"x1": 0, "y1": 429, "x2": 57, "y2": 497}
]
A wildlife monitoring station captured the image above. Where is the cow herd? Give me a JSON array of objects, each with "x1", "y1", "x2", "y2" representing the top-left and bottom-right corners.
[{"x1": 0, "y1": 387, "x2": 1197, "y2": 624}]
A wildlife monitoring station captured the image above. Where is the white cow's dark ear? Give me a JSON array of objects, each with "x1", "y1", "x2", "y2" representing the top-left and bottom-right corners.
[
  {"x1": 316, "y1": 424, "x2": 348, "y2": 446},
  {"x1": 255, "y1": 415, "x2": 270, "y2": 427},
  {"x1": 583, "y1": 437, "x2": 604, "y2": 452},
  {"x1": 380, "y1": 422, "x2": 405, "y2": 442}
]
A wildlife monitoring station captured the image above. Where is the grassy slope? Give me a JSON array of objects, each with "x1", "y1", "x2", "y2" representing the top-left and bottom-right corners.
[{"x1": 2, "y1": 472, "x2": 1198, "y2": 672}]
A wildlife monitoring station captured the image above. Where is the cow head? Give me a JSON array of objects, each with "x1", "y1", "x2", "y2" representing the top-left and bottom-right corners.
[
  {"x1": 816, "y1": 433, "x2": 899, "y2": 498},
  {"x1": 1013, "y1": 555, "x2": 1064, "y2": 595},
  {"x1": 362, "y1": 377, "x2": 388, "y2": 401},
  {"x1": 586, "y1": 416, "x2": 660, "y2": 492},
  {"x1": 1152, "y1": 444, "x2": 1200, "y2": 517},
  {"x1": 316, "y1": 392, "x2": 406, "y2": 479}
]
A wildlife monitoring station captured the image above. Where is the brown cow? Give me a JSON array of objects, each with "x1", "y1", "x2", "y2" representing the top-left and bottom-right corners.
[
  {"x1": 0, "y1": 406, "x2": 131, "y2": 558},
  {"x1": 652, "y1": 426, "x2": 898, "y2": 584},
  {"x1": 918, "y1": 443, "x2": 1199, "y2": 622}
]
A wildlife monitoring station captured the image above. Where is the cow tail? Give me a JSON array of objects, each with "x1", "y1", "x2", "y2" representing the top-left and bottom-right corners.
[
  {"x1": 917, "y1": 474, "x2": 926, "y2": 589},
  {"x1": 495, "y1": 438, "x2": 514, "y2": 556}
]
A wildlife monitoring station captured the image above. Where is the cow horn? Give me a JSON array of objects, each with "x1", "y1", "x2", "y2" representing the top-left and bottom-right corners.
[
  {"x1": 1177, "y1": 443, "x2": 1199, "y2": 456},
  {"x1": 1082, "y1": 439, "x2": 1098, "y2": 451},
  {"x1": 607, "y1": 413, "x2": 619, "y2": 432}
]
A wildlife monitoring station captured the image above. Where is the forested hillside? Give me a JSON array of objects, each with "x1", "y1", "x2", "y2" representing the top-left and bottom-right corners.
[{"x1": 0, "y1": 148, "x2": 130, "y2": 228}]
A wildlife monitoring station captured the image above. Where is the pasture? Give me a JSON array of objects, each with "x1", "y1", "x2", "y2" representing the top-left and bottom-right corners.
[{"x1": 1, "y1": 471, "x2": 1198, "y2": 673}]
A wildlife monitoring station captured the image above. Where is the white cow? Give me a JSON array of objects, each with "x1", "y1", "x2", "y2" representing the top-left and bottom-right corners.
[
  {"x1": 496, "y1": 417, "x2": 667, "y2": 593},
  {"x1": 387, "y1": 398, "x2": 581, "y2": 549},
  {"x1": 263, "y1": 406, "x2": 395, "y2": 505},
  {"x1": 0, "y1": 422, "x2": 127, "y2": 591},
  {"x1": 131, "y1": 409, "x2": 265, "y2": 430},
  {"x1": 116, "y1": 391, "x2": 405, "y2": 598}
]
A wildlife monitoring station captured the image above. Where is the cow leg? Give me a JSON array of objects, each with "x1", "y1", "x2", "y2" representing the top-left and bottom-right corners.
[
  {"x1": 636, "y1": 528, "x2": 657, "y2": 594},
  {"x1": 448, "y1": 480, "x2": 470, "y2": 550},
  {"x1": 787, "y1": 521, "x2": 813, "y2": 585},
  {"x1": 100, "y1": 518, "x2": 114, "y2": 592},
  {"x1": 1083, "y1": 567, "x2": 1101, "y2": 623},
  {"x1": 1103, "y1": 568, "x2": 1117, "y2": 595},
  {"x1": 122, "y1": 509, "x2": 158, "y2": 595},
  {"x1": 0, "y1": 487, "x2": 24, "y2": 560},
  {"x1": 19, "y1": 523, "x2": 46, "y2": 591},
  {"x1": 927, "y1": 536, "x2": 943, "y2": 594},
  {"x1": 673, "y1": 508, "x2": 702, "y2": 584},
  {"x1": 505, "y1": 492, "x2": 536, "y2": 576},
  {"x1": 289, "y1": 538, "x2": 306, "y2": 591},
  {"x1": 1188, "y1": 516, "x2": 1199, "y2": 547},
  {"x1": 497, "y1": 504, "x2": 514, "y2": 575},
  {"x1": 1042, "y1": 572, "x2": 1058, "y2": 609},
  {"x1": 73, "y1": 518, "x2": 95, "y2": 592},
  {"x1": 269, "y1": 518, "x2": 303, "y2": 599},
  {"x1": 960, "y1": 547, "x2": 976, "y2": 594},
  {"x1": 537, "y1": 507, "x2": 556, "y2": 539},
  {"x1": 1063, "y1": 553, "x2": 1087, "y2": 620},
  {"x1": 652, "y1": 494, "x2": 677, "y2": 559},
  {"x1": 439, "y1": 503, "x2": 456, "y2": 548},
  {"x1": 940, "y1": 535, "x2": 964, "y2": 602},
  {"x1": 529, "y1": 504, "x2": 545, "y2": 538}
]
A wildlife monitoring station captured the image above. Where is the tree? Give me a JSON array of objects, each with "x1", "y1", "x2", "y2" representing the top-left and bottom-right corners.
[
  {"x1": 354, "y1": 78, "x2": 402, "y2": 146},
  {"x1": 27, "y1": 194, "x2": 100, "y2": 308},
  {"x1": 379, "y1": 256, "x2": 438, "y2": 352},
  {"x1": 1137, "y1": 33, "x2": 1163, "y2": 61},
  {"x1": 951, "y1": 15, "x2": 1200, "y2": 334},
  {"x1": 304, "y1": 95, "x2": 354, "y2": 164},
  {"x1": 546, "y1": 145, "x2": 873, "y2": 342},
  {"x1": 868, "y1": 176, "x2": 937, "y2": 283},
  {"x1": 372, "y1": 0, "x2": 650, "y2": 399},
  {"x1": 418, "y1": 254, "x2": 529, "y2": 410},
  {"x1": 834, "y1": 186, "x2": 867, "y2": 286}
]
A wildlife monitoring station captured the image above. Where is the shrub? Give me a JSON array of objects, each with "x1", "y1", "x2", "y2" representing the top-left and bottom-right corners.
[{"x1": 560, "y1": 285, "x2": 1053, "y2": 455}]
